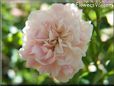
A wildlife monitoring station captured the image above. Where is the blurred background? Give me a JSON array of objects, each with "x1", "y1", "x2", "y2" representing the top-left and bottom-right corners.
[{"x1": 1, "y1": 0, "x2": 114, "y2": 85}]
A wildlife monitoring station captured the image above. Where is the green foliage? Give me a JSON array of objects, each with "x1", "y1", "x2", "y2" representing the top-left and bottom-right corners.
[{"x1": 1, "y1": 1, "x2": 114, "y2": 85}]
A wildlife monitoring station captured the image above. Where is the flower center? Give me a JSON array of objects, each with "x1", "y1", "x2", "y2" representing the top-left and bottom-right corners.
[{"x1": 47, "y1": 28, "x2": 72, "y2": 53}]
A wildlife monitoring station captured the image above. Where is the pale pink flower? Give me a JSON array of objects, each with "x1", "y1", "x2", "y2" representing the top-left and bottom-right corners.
[{"x1": 19, "y1": 3, "x2": 93, "y2": 82}]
